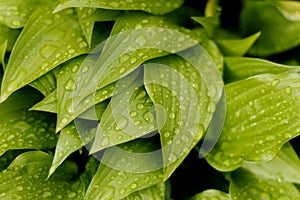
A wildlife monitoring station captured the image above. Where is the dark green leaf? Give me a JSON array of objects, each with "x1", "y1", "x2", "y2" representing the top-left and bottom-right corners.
[
  {"x1": 229, "y1": 169, "x2": 300, "y2": 200},
  {"x1": 0, "y1": 7, "x2": 89, "y2": 102},
  {"x1": 0, "y1": 151, "x2": 84, "y2": 200},
  {"x1": 85, "y1": 138, "x2": 163, "y2": 199},
  {"x1": 29, "y1": 70, "x2": 57, "y2": 96},
  {"x1": 207, "y1": 73, "x2": 300, "y2": 171},
  {"x1": 239, "y1": 1, "x2": 300, "y2": 56},
  {"x1": 55, "y1": 0, "x2": 184, "y2": 15},
  {"x1": 0, "y1": 87, "x2": 57, "y2": 156},
  {"x1": 224, "y1": 57, "x2": 300, "y2": 82}
]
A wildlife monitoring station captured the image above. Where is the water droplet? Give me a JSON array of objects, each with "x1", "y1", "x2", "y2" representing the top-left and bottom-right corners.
[
  {"x1": 272, "y1": 79, "x2": 280, "y2": 87},
  {"x1": 16, "y1": 186, "x2": 23, "y2": 191},
  {"x1": 136, "y1": 103, "x2": 144, "y2": 110},
  {"x1": 79, "y1": 41, "x2": 88, "y2": 48},
  {"x1": 168, "y1": 153, "x2": 177, "y2": 162},
  {"x1": 14, "y1": 121, "x2": 31, "y2": 131},
  {"x1": 181, "y1": 135, "x2": 189, "y2": 143},
  {"x1": 137, "y1": 90, "x2": 146, "y2": 99},
  {"x1": 119, "y1": 188, "x2": 126, "y2": 195},
  {"x1": 101, "y1": 136, "x2": 110, "y2": 146},
  {"x1": 169, "y1": 112, "x2": 176, "y2": 119},
  {"x1": 67, "y1": 192, "x2": 76, "y2": 198},
  {"x1": 116, "y1": 115, "x2": 128, "y2": 130},
  {"x1": 119, "y1": 67, "x2": 126, "y2": 74},
  {"x1": 130, "y1": 111, "x2": 138, "y2": 118},
  {"x1": 164, "y1": 131, "x2": 171, "y2": 137},
  {"x1": 64, "y1": 79, "x2": 76, "y2": 91},
  {"x1": 42, "y1": 191, "x2": 52, "y2": 198},
  {"x1": 40, "y1": 45, "x2": 57, "y2": 58},
  {"x1": 131, "y1": 183, "x2": 137, "y2": 189},
  {"x1": 68, "y1": 49, "x2": 75, "y2": 54},
  {"x1": 135, "y1": 36, "x2": 147, "y2": 46},
  {"x1": 286, "y1": 86, "x2": 292, "y2": 94},
  {"x1": 81, "y1": 66, "x2": 89, "y2": 73},
  {"x1": 61, "y1": 118, "x2": 68, "y2": 124},
  {"x1": 143, "y1": 112, "x2": 154, "y2": 122},
  {"x1": 130, "y1": 57, "x2": 137, "y2": 64}
]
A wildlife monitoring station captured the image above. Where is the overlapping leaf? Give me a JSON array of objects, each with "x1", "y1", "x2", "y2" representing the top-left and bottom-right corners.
[
  {"x1": 144, "y1": 46, "x2": 223, "y2": 180},
  {"x1": 206, "y1": 73, "x2": 300, "y2": 171},
  {"x1": 0, "y1": 151, "x2": 85, "y2": 200},
  {"x1": 0, "y1": 6, "x2": 89, "y2": 103},
  {"x1": 55, "y1": 0, "x2": 184, "y2": 15},
  {"x1": 0, "y1": 87, "x2": 57, "y2": 156},
  {"x1": 242, "y1": 143, "x2": 300, "y2": 184},
  {"x1": 91, "y1": 70, "x2": 157, "y2": 153},
  {"x1": 124, "y1": 183, "x2": 165, "y2": 200},
  {"x1": 224, "y1": 57, "x2": 300, "y2": 82},
  {"x1": 85, "y1": 138, "x2": 163, "y2": 199},
  {"x1": 229, "y1": 169, "x2": 300, "y2": 200}
]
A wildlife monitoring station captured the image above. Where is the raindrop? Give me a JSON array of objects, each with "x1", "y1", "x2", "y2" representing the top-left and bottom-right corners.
[
  {"x1": 67, "y1": 192, "x2": 76, "y2": 198},
  {"x1": 169, "y1": 112, "x2": 176, "y2": 119},
  {"x1": 42, "y1": 191, "x2": 52, "y2": 198},
  {"x1": 40, "y1": 45, "x2": 57, "y2": 59},
  {"x1": 101, "y1": 136, "x2": 110, "y2": 146},
  {"x1": 119, "y1": 188, "x2": 126, "y2": 195},
  {"x1": 130, "y1": 111, "x2": 138, "y2": 118},
  {"x1": 119, "y1": 67, "x2": 126, "y2": 74},
  {"x1": 136, "y1": 103, "x2": 144, "y2": 110},
  {"x1": 137, "y1": 90, "x2": 146, "y2": 99},
  {"x1": 135, "y1": 36, "x2": 147, "y2": 46},
  {"x1": 286, "y1": 86, "x2": 292, "y2": 95},
  {"x1": 143, "y1": 112, "x2": 154, "y2": 122},
  {"x1": 116, "y1": 115, "x2": 128, "y2": 130},
  {"x1": 168, "y1": 153, "x2": 177, "y2": 162},
  {"x1": 131, "y1": 183, "x2": 137, "y2": 189},
  {"x1": 130, "y1": 57, "x2": 137, "y2": 64},
  {"x1": 79, "y1": 41, "x2": 88, "y2": 48},
  {"x1": 64, "y1": 79, "x2": 77, "y2": 91},
  {"x1": 272, "y1": 79, "x2": 280, "y2": 87},
  {"x1": 164, "y1": 131, "x2": 171, "y2": 137}
]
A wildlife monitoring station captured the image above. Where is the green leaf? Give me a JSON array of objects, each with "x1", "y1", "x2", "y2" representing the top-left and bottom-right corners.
[
  {"x1": 64, "y1": 11, "x2": 206, "y2": 133},
  {"x1": 0, "y1": 24, "x2": 20, "y2": 53},
  {"x1": 29, "y1": 69, "x2": 57, "y2": 96},
  {"x1": 124, "y1": 183, "x2": 165, "y2": 200},
  {"x1": 0, "y1": 151, "x2": 85, "y2": 200},
  {"x1": 0, "y1": 40, "x2": 7, "y2": 69},
  {"x1": 77, "y1": 8, "x2": 122, "y2": 46},
  {"x1": 242, "y1": 143, "x2": 300, "y2": 184},
  {"x1": 0, "y1": 6, "x2": 90, "y2": 103},
  {"x1": 0, "y1": 150, "x2": 23, "y2": 172},
  {"x1": 215, "y1": 32, "x2": 261, "y2": 56},
  {"x1": 0, "y1": 0, "x2": 56, "y2": 28},
  {"x1": 206, "y1": 73, "x2": 300, "y2": 171},
  {"x1": 30, "y1": 90, "x2": 58, "y2": 113},
  {"x1": 144, "y1": 47, "x2": 223, "y2": 180},
  {"x1": 192, "y1": 16, "x2": 220, "y2": 38},
  {"x1": 239, "y1": 1, "x2": 300, "y2": 56},
  {"x1": 85, "y1": 138, "x2": 163, "y2": 199},
  {"x1": 224, "y1": 56, "x2": 300, "y2": 82},
  {"x1": 55, "y1": 0, "x2": 184, "y2": 15},
  {"x1": 229, "y1": 169, "x2": 300, "y2": 200},
  {"x1": 49, "y1": 119, "x2": 97, "y2": 177},
  {"x1": 189, "y1": 189, "x2": 229, "y2": 200},
  {"x1": 0, "y1": 87, "x2": 57, "y2": 156},
  {"x1": 90, "y1": 70, "x2": 157, "y2": 153}
]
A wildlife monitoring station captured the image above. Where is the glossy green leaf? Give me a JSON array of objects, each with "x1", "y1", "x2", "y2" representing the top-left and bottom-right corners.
[
  {"x1": 0, "y1": 87, "x2": 57, "y2": 156},
  {"x1": 85, "y1": 138, "x2": 163, "y2": 200},
  {"x1": 242, "y1": 143, "x2": 300, "y2": 184},
  {"x1": 91, "y1": 70, "x2": 157, "y2": 153},
  {"x1": 64, "y1": 11, "x2": 206, "y2": 133},
  {"x1": 55, "y1": 0, "x2": 184, "y2": 15},
  {"x1": 0, "y1": 150, "x2": 22, "y2": 172},
  {"x1": 124, "y1": 183, "x2": 165, "y2": 200},
  {"x1": 229, "y1": 169, "x2": 300, "y2": 200},
  {"x1": 201, "y1": 39, "x2": 224, "y2": 75},
  {"x1": 30, "y1": 90, "x2": 58, "y2": 113},
  {"x1": 0, "y1": 6, "x2": 90, "y2": 103},
  {"x1": 0, "y1": 151, "x2": 85, "y2": 200},
  {"x1": 49, "y1": 119, "x2": 97, "y2": 177},
  {"x1": 216, "y1": 32, "x2": 261, "y2": 56},
  {"x1": 224, "y1": 56, "x2": 300, "y2": 82},
  {"x1": 144, "y1": 47, "x2": 223, "y2": 180},
  {"x1": 189, "y1": 189, "x2": 229, "y2": 200},
  {"x1": 0, "y1": 0, "x2": 56, "y2": 28},
  {"x1": 77, "y1": 8, "x2": 122, "y2": 46},
  {"x1": 77, "y1": 100, "x2": 108, "y2": 120},
  {"x1": 192, "y1": 16, "x2": 219, "y2": 38},
  {"x1": 239, "y1": 1, "x2": 300, "y2": 56},
  {"x1": 206, "y1": 73, "x2": 300, "y2": 171}
]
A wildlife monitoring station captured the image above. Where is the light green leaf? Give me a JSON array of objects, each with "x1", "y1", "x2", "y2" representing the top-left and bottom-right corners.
[
  {"x1": 124, "y1": 183, "x2": 165, "y2": 200},
  {"x1": 239, "y1": 1, "x2": 300, "y2": 56},
  {"x1": 276, "y1": 1, "x2": 300, "y2": 21},
  {"x1": 55, "y1": 0, "x2": 184, "y2": 15},
  {"x1": 64, "y1": 12, "x2": 206, "y2": 132},
  {"x1": 0, "y1": 40, "x2": 7, "y2": 69},
  {"x1": 242, "y1": 143, "x2": 300, "y2": 184},
  {"x1": 229, "y1": 169, "x2": 300, "y2": 200},
  {"x1": 0, "y1": 0, "x2": 56, "y2": 28},
  {"x1": 216, "y1": 32, "x2": 261, "y2": 56},
  {"x1": 78, "y1": 100, "x2": 108, "y2": 120},
  {"x1": 90, "y1": 70, "x2": 156, "y2": 153},
  {"x1": 0, "y1": 87, "x2": 57, "y2": 156},
  {"x1": 77, "y1": 8, "x2": 122, "y2": 46},
  {"x1": 224, "y1": 56, "x2": 300, "y2": 82},
  {"x1": 189, "y1": 189, "x2": 229, "y2": 200},
  {"x1": 49, "y1": 119, "x2": 97, "y2": 177},
  {"x1": 85, "y1": 138, "x2": 163, "y2": 200},
  {"x1": 144, "y1": 47, "x2": 223, "y2": 180},
  {"x1": 192, "y1": 16, "x2": 219, "y2": 38},
  {"x1": 206, "y1": 73, "x2": 300, "y2": 171},
  {"x1": 0, "y1": 151, "x2": 85, "y2": 200},
  {"x1": 30, "y1": 90, "x2": 58, "y2": 113},
  {"x1": 0, "y1": 6, "x2": 90, "y2": 103}
]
